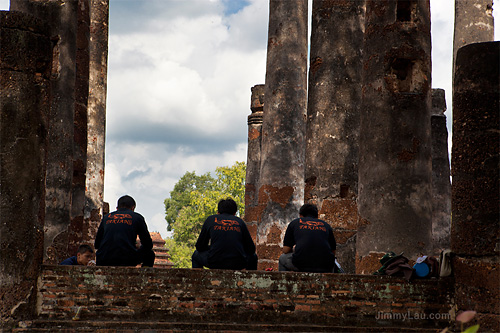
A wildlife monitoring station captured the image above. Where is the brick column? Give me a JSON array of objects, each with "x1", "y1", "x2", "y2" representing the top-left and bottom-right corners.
[
  {"x1": 0, "y1": 11, "x2": 51, "y2": 323},
  {"x1": 452, "y1": 41, "x2": 499, "y2": 331},
  {"x1": 11, "y1": 0, "x2": 79, "y2": 264},
  {"x1": 85, "y1": 0, "x2": 109, "y2": 243},
  {"x1": 357, "y1": 1, "x2": 433, "y2": 274},
  {"x1": 244, "y1": 84, "x2": 265, "y2": 241},
  {"x1": 305, "y1": 0, "x2": 365, "y2": 274},
  {"x1": 430, "y1": 89, "x2": 451, "y2": 254},
  {"x1": 256, "y1": 0, "x2": 308, "y2": 270}
]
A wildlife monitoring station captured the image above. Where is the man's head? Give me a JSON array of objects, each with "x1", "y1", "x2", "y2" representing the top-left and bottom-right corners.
[
  {"x1": 117, "y1": 195, "x2": 136, "y2": 210},
  {"x1": 217, "y1": 198, "x2": 238, "y2": 215},
  {"x1": 299, "y1": 204, "x2": 319, "y2": 218},
  {"x1": 76, "y1": 244, "x2": 94, "y2": 265}
]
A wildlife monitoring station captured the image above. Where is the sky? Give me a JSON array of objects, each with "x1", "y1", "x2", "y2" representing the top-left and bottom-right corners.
[{"x1": 1, "y1": 0, "x2": 499, "y2": 238}]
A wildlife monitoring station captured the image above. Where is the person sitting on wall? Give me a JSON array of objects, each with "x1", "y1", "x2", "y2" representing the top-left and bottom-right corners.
[
  {"x1": 279, "y1": 203, "x2": 337, "y2": 273},
  {"x1": 192, "y1": 198, "x2": 258, "y2": 270},
  {"x1": 59, "y1": 244, "x2": 96, "y2": 266},
  {"x1": 94, "y1": 195, "x2": 155, "y2": 267}
]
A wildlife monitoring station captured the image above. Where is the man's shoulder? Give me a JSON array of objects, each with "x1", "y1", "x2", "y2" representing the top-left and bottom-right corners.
[
  {"x1": 60, "y1": 256, "x2": 78, "y2": 265},
  {"x1": 113, "y1": 209, "x2": 144, "y2": 220}
]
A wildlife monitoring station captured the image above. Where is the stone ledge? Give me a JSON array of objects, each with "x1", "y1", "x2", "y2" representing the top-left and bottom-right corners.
[
  {"x1": 36, "y1": 265, "x2": 454, "y2": 330},
  {"x1": 15, "y1": 319, "x2": 448, "y2": 332}
]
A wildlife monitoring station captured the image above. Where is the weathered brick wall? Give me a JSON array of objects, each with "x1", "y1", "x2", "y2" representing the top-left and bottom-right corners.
[{"x1": 38, "y1": 265, "x2": 453, "y2": 330}]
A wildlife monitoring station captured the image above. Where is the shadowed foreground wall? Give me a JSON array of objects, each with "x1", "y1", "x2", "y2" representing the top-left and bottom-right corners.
[
  {"x1": 35, "y1": 266, "x2": 454, "y2": 331},
  {"x1": 452, "y1": 41, "x2": 500, "y2": 332},
  {"x1": 0, "y1": 10, "x2": 50, "y2": 323},
  {"x1": 10, "y1": 0, "x2": 79, "y2": 264}
]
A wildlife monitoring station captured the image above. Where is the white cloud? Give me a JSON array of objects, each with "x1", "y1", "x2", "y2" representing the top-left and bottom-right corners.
[{"x1": 103, "y1": 140, "x2": 247, "y2": 237}]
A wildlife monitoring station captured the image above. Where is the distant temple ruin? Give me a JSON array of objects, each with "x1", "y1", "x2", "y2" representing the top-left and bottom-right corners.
[{"x1": 1, "y1": 0, "x2": 498, "y2": 331}]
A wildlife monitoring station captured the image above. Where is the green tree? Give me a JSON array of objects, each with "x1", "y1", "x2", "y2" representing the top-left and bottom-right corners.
[
  {"x1": 164, "y1": 171, "x2": 214, "y2": 232},
  {"x1": 164, "y1": 161, "x2": 246, "y2": 268}
]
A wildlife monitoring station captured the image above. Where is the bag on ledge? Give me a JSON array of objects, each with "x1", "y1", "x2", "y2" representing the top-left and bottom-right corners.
[{"x1": 373, "y1": 251, "x2": 414, "y2": 281}]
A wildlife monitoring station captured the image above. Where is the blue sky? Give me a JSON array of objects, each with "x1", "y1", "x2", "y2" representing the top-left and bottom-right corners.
[{"x1": 1, "y1": 0, "x2": 499, "y2": 238}]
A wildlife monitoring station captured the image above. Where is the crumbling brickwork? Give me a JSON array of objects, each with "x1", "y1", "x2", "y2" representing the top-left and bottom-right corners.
[{"x1": 35, "y1": 265, "x2": 454, "y2": 331}]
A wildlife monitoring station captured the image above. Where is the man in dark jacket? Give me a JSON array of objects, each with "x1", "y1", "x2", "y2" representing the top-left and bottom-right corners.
[
  {"x1": 94, "y1": 195, "x2": 155, "y2": 267},
  {"x1": 279, "y1": 204, "x2": 336, "y2": 273},
  {"x1": 192, "y1": 198, "x2": 257, "y2": 270}
]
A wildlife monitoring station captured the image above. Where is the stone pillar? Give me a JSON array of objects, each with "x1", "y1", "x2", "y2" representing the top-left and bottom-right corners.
[
  {"x1": 430, "y1": 89, "x2": 451, "y2": 254},
  {"x1": 256, "y1": 0, "x2": 308, "y2": 270},
  {"x1": 357, "y1": 0, "x2": 433, "y2": 274},
  {"x1": 305, "y1": 0, "x2": 365, "y2": 274},
  {"x1": 452, "y1": 42, "x2": 499, "y2": 331},
  {"x1": 11, "y1": 0, "x2": 79, "y2": 264},
  {"x1": 244, "y1": 84, "x2": 265, "y2": 241},
  {"x1": 0, "y1": 11, "x2": 51, "y2": 323},
  {"x1": 84, "y1": 0, "x2": 109, "y2": 244},
  {"x1": 68, "y1": 0, "x2": 91, "y2": 257},
  {"x1": 453, "y1": 0, "x2": 494, "y2": 83}
]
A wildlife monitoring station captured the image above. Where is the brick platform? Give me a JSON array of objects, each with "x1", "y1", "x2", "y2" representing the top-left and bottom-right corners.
[{"x1": 26, "y1": 265, "x2": 455, "y2": 331}]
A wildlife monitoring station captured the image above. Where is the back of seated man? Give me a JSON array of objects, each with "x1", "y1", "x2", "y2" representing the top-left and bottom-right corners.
[
  {"x1": 60, "y1": 244, "x2": 95, "y2": 266},
  {"x1": 192, "y1": 198, "x2": 258, "y2": 270},
  {"x1": 279, "y1": 203, "x2": 337, "y2": 273},
  {"x1": 94, "y1": 195, "x2": 155, "y2": 267}
]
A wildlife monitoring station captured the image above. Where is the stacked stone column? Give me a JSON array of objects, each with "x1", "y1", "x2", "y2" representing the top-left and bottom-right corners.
[
  {"x1": 305, "y1": 0, "x2": 365, "y2": 274},
  {"x1": 84, "y1": 0, "x2": 109, "y2": 249},
  {"x1": 256, "y1": 0, "x2": 308, "y2": 270},
  {"x1": 245, "y1": 84, "x2": 265, "y2": 241},
  {"x1": 430, "y1": 89, "x2": 451, "y2": 253},
  {"x1": 0, "y1": 11, "x2": 51, "y2": 323},
  {"x1": 452, "y1": 42, "x2": 499, "y2": 331},
  {"x1": 69, "y1": 0, "x2": 91, "y2": 259},
  {"x1": 357, "y1": 1, "x2": 433, "y2": 273},
  {"x1": 11, "y1": 0, "x2": 80, "y2": 263},
  {"x1": 11, "y1": 0, "x2": 108, "y2": 263}
]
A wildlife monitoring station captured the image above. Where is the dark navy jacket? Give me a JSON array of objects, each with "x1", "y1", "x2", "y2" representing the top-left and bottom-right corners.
[
  {"x1": 94, "y1": 208, "x2": 153, "y2": 266},
  {"x1": 283, "y1": 217, "x2": 336, "y2": 273},
  {"x1": 59, "y1": 256, "x2": 78, "y2": 265},
  {"x1": 195, "y1": 213, "x2": 256, "y2": 269}
]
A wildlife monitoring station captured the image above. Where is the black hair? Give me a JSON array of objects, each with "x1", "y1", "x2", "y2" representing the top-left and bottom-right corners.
[
  {"x1": 299, "y1": 204, "x2": 319, "y2": 218},
  {"x1": 77, "y1": 244, "x2": 94, "y2": 255},
  {"x1": 117, "y1": 195, "x2": 136, "y2": 209},
  {"x1": 218, "y1": 198, "x2": 238, "y2": 215}
]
